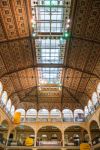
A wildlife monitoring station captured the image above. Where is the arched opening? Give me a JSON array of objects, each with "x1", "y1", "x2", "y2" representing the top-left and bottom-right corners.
[
  {"x1": 10, "y1": 105, "x2": 15, "y2": 116},
  {"x1": 92, "y1": 92, "x2": 99, "y2": 108},
  {"x1": 84, "y1": 106, "x2": 89, "y2": 117},
  {"x1": 0, "y1": 120, "x2": 9, "y2": 144},
  {"x1": 37, "y1": 126, "x2": 62, "y2": 146},
  {"x1": 26, "y1": 109, "x2": 37, "y2": 122},
  {"x1": 62, "y1": 109, "x2": 73, "y2": 122},
  {"x1": 97, "y1": 82, "x2": 100, "y2": 99},
  {"x1": 0, "y1": 91, "x2": 8, "y2": 107},
  {"x1": 8, "y1": 125, "x2": 35, "y2": 146},
  {"x1": 50, "y1": 109, "x2": 61, "y2": 122},
  {"x1": 64, "y1": 126, "x2": 88, "y2": 146},
  {"x1": 0, "y1": 82, "x2": 3, "y2": 96},
  {"x1": 74, "y1": 109, "x2": 85, "y2": 122},
  {"x1": 15, "y1": 109, "x2": 25, "y2": 122},
  {"x1": 38, "y1": 109, "x2": 49, "y2": 122},
  {"x1": 90, "y1": 121, "x2": 100, "y2": 145},
  {"x1": 88, "y1": 100, "x2": 95, "y2": 114},
  {"x1": 6, "y1": 99, "x2": 11, "y2": 113}
]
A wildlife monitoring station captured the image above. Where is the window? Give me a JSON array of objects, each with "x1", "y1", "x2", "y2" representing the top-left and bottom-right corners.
[
  {"x1": 0, "y1": 82, "x2": 3, "y2": 96},
  {"x1": 31, "y1": 0, "x2": 71, "y2": 87},
  {"x1": 26, "y1": 109, "x2": 37, "y2": 116},
  {"x1": 38, "y1": 109, "x2": 49, "y2": 118},
  {"x1": 97, "y1": 82, "x2": 100, "y2": 98},
  {"x1": 38, "y1": 68, "x2": 62, "y2": 84},
  {"x1": 1, "y1": 91, "x2": 8, "y2": 105},
  {"x1": 50, "y1": 109, "x2": 61, "y2": 118},
  {"x1": 11, "y1": 105, "x2": 15, "y2": 116},
  {"x1": 84, "y1": 106, "x2": 89, "y2": 117},
  {"x1": 36, "y1": 38, "x2": 65, "y2": 64},
  {"x1": 74, "y1": 109, "x2": 84, "y2": 122},
  {"x1": 88, "y1": 100, "x2": 94, "y2": 113},
  {"x1": 62, "y1": 109, "x2": 73, "y2": 122},
  {"x1": 92, "y1": 92, "x2": 98, "y2": 105},
  {"x1": 6, "y1": 99, "x2": 11, "y2": 112},
  {"x1": 26, "y1": 109, "x2": 37, "y2": 122}
]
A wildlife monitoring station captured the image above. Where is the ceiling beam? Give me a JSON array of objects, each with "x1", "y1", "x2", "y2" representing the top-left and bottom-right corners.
[
  {"x1": 72, "y1": 35, "x2": 100, "y2": 44},
  {"x1": 0, "y1": 36, "x2": 30, "y2": 43},
  {"x1": 63, "y1": 86, "x2": 84, "y2": 109},
  {"x1": 0, "y1": 64, "x2": 99, "y2": 79},
  {"x1": 25, "y1": 0, "x2": 39, "y2": 106},
  {"x1": 66, "y1": 65, "x2": 100, "y2": 80},
  {"x1": 9, "y1": 86, "x2": 37, "y2": 98}
]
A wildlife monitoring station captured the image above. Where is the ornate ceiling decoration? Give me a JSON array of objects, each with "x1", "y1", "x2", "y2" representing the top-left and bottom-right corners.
[{"x1": 0, "y1": 0, "x2": 100, "y2": 110}]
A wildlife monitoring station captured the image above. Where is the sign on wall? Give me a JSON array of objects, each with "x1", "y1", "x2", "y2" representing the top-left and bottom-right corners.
[
  {"x1": 80, "y1": 143, "x2": 91, "y2": 150},
  {"x1": 25, "y1": 137, "x2": 34, "y2": 146},
  {"x1": 13, "y1": 112, "x2": 21, "y2": 124}
]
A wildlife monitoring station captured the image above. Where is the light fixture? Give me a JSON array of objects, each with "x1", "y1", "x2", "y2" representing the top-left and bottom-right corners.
[
  {"x1": 66, "y1": 24, "x2": 70, "y2": 28},
  {"x1": 31, "y1": 18, "x2": 34, "y2": 23},
  {"x1": 67, "y1": 19, "x2": 70, "y2": 23},
  {"x1": 63, "y1": 32, "x2": 69, "y2": 39},
  {"x1": 60, "y1": 37, "x2": 64, "y2": 42},
  {"x1": 32, "y1": 23, "x2": 35, "y2": 28},
  {"x1": 32, "y1": 32, "x2": 36, "y2": 37}
]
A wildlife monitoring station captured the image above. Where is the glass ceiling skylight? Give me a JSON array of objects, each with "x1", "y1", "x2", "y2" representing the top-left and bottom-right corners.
[
  {"x1": 38, "y1": 68, "x2": 62, "y2": 84},
  {"x1": 31, "y1": 0, "x2": 71, "y2": 84},
  {"x1": 36, "y1": 38, "x2": 65, "y2": 64}
]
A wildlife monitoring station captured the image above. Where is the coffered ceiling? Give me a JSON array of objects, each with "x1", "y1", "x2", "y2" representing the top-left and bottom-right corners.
[{"x1": 0, "y1": 0, "x2": 100, "y2": 111}]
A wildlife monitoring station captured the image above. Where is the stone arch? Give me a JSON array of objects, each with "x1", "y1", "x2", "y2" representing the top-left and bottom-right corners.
[
  {"x1": 0, "y1": 119, "x2": 9, "y2": 144},
  {"x1": 89, "y1": 120, "x2": 100, "y2": 143},
  {"x1": 37, "y1": 125, "x2": 62, "y2": 146},
  {"x1": 37, "y1": 125, "x2": 62, "y2": 133},
  {"x1": 8, "y1": 125, "x2": 35, "y2": 146},
  {"x1": 64, "y1": 125, "x2": 89, "y2": 145},
  {"x1": 64, "y1": 124, "x2": 88, "y2": 133}
]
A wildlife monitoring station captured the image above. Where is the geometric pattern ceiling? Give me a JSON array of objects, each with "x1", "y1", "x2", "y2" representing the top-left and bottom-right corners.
[{"x1": 0, "y1": 0, "x2": 100, "y2": 111}]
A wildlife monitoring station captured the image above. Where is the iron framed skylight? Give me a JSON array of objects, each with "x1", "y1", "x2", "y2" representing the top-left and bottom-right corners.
[
  {"x1": 35, "y1": 7, "x2": 64, "y2": 33},
  {"x1": 31, "y1": 0, "x2": 71, "y2": 85},
  {"x1": 36, "y1": 38, "x2": 65, "y2": 64},
  {"x1": 38, "y1": 68, "x2": 62, "y2": 84}
]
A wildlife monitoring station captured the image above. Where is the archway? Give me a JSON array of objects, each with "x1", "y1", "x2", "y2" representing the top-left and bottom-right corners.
[
  {"x1": 37, "y1": 126, "x2": 62, "y2": 146},
  {"x1": 62, "y1": 109, "x2": 73, "y2": 122},
  {"x1": 8, "y1": 125, "x2": 35, "y2": 146},
  {"x1": 11, "y1": 105, "x2": 15, "y2": 116},
  {"x1": 1, "y1": 91, "x2": 8, "y2": 107},
  {"x1": 74, "y1": 109, "x2": 84, "y2": 122},
  {"x1": 0, "y1": 120, "x2": 9, "y2": 144},
  {"x1": 0, "y1": 81, "x2": 3, "y2": 96},
  {"x1": 64, "y1": 126, "x2": 89, "y2": 146},
  {"x1": 88, "y1": 100, "x2": 95, "y2": 114},
  {"x1": 90, "y1": 121, "x2": 100, "y2": 145},
  {"x1": 5, "y1": 98, "x2": 11, "y2": 113},
  {"x1": 50, "y1": 109, "x2": 61, "y2": 122},
  {"x1": 38, "y1": 109, "x2": 49, "y2": 122},
  {"x1": 97, "y1": 82, "x2": 100, "y2": 100},
  {"x1": 26, "y1": 109, "x2": 37, "y2": 122}
]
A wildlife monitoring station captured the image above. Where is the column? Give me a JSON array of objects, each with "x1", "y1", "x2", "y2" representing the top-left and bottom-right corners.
[
  {"x1": 62, "y1": 131, "x2": 65, "y2": 147},
  {"x1": 6, "y1": 128, "x2": 11, "y2": 146},
  {"x1": 34, "y1": 131, "x2": 37, "y2": 147},
  {"x1": 88, "y1": 130, "x2": 92, "y2": 145},
  {"x1": 13, "y1": 129, "x2": 17, "y2": 140},
  {"x1": 48, "y1": 111, "x2": 51, "y2": 122}
]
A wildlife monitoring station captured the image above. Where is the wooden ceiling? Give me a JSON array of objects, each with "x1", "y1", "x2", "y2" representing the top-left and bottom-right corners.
[{"x1": 0, "y1": 0, "x2": 100, "y2": 111}]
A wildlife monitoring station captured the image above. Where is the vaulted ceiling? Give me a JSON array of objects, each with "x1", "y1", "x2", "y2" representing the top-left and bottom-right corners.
[{"x1": 0, "y1": 0, "x2": 100, "y2": 111}]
